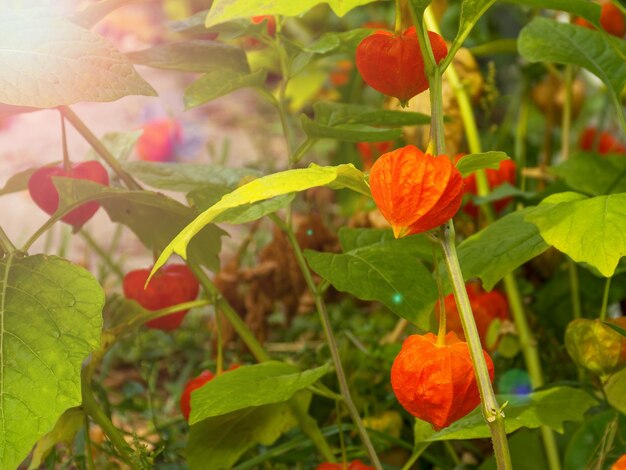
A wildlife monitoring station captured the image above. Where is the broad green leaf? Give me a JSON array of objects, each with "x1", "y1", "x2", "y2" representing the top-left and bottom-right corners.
[
  {"x1": 427, "y1": 387, "x2": 596, "y2": 441},
  {"x1": 212, "y1": 195, "x2": 295, "y2": 224},
  {"x1": 551, "y1": 153, "x2": 626, "y2": 196},
  {"x1": 454, "y1": 209, "x2": 549, "y2": 291},
  {"x1": 313, "y1": 102, "x2": 430, "y2": 127},
  {"x1": 338, "y1": 227, "x2": 434, "y2": 259},
  {"x1": 53, "y1": 178, "x2": 225, "y2": 272},
  {"x1": 524, "y1": 192, "x2": 626, "y2": 277},
  {"x1": 304, "y1": 242, "x2": 438, "y2": 329},
  {"x1": 0, "y1": 9, "x2": 155, "y2": 108},
  {"x1": 29, "y1": 407, "x2": 84, "y2": 469},
  {"x1": 471, "y1": 183, "x2": 535, "y2": 206},
  {"x1": 150, "y1": 163, "x2": 368, "y2": 275},
  {"x1": 408, "y1": 0, "x2": 432, "y2": 17},
  {"x1": 301, "y1": 115, "x2": 402, "y2": 143},
  {"x1": 121, "y1": 161, "x2": 261, "y2": 193},
  {"x1": 284, "y1": 70, "x2": 328, "y2": 112},
  {"x1": 564, "y1": 411, "x2": 626, "y2": 470},
  {"x1": 443, "y1": 0, "x2": 496, "y2": 69},
  {"x1": 0, "y1": 254, "x2": 103, "y2": 470},
  {"x1": 455, "y1": 151, "x2": 509, "y2": 178},
  {"x1": 126, "y1": 40, "x2": 249, "y2": 73},
  {"x1": 190, "y1": 362, "x2": 328, "y2": 422},
  {"x1": 518, "y1": 18, "x2": 626, "y2": 120},
  {"x1": 605, "y1": 368, "x2": 626, "y2": 415},
  {"x1": 187, "y1": 392, "x2": 307, "y2": 470},
  {"x1": 304, "y1": 29, "x2": 371, "y2": 54},
  {"x1": 502, "y1": 0, "x2": 600, "y2": 24},
  {"x1": 0, "y1": 166, "x2": 40, "y2": 196},
  {"x1": 480, "y1": 429, "x2": 548, "y2": 470},
  {"x1": 169, "y1": 11, "x2": 250, "y2": 39},
  {"x1": 184, "y1": 69, "x2": 266, "y2": 109},
  {"x1": 205, "y1": 0, "x2": 380, "y2": 27},
  {"x1": 85, "y1": 131, "x2": 142, "y2": 163}
]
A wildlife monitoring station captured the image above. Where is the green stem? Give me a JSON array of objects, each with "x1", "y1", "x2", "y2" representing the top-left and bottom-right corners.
[
  {"x1": 187, "y1": 262, "x2": 336, "y2": 462},
  {"x1": 81, "y1": 367, "x2": 140, "y2": 469},
  {"x1": 568, "y1": 259, "x2": 582, "y2": 320},
  {"x1": 59, "y1": 106, "x2": 142, "y2": 191},
  {"x1": 291, "y1": 138, "x2": 317, "y2": 165},
  {"x1": 84, "y1": 414, "x2": 96, "y2": 470},
  {"x1": 0, "y1": 226, "x2": 17, "y2": 255},
  {"x1": 561, "y1": 65, "x2": 574, "y2": 160},
  {"x1": 599, "y1": 277, "x2": 612, "y2": 322},
  {"x1": 276, "y1": 217, "x2": 382, "y2": 469},
  {"x1": 60, "y1": 111, "x2": 71, "y2": 172},
  {"x1": 516, "y1": 89, "x2": 530, "y2": 194},
  {"x1": 439, "y1": 224, "x2": 511, "y2": 470},
  {"x1": 394, "y1": 0, "x2": 403, "y2": 35},
  {"x1": 80, "y1": 230, "x2": 125, "y2": 280},
  {"x1": 433, "y1": 244, "x2": 447, "y2": 347}
]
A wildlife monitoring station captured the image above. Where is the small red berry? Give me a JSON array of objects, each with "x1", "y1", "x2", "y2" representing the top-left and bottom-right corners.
[
  {"x1": 391, "y1": 332, "x2": 494, "y2": 430},
  {"x1": 579, "y1": 127, "x2": 626, "y2": 155},
  {"x1": 600, "y1": 2, "x2": 625, "y2": 37},
  {"x1": 136, "y1": 118, "x2": 183, "y2": 162},
  {"x1": 316, "y1": 460, "x2": 374, "y2": 470},
  {"x1": 460, "y1": 158, "x2": 517, "y2": 218},
  {"x1": 123, "y1": 264, "x2": 200, "y2": 330},
  {"x1": 28, "y1": 161, "x2": 109, "y2": 231},
  {"x1": 356, "y1": 27, "x2": 447, "y2": 105},
  {"x1": 180, "y1": 370, "x2": 215, "y2": 421},
  {"x1": 356, "y1": 140, "x2": 394, "y2": 169}
]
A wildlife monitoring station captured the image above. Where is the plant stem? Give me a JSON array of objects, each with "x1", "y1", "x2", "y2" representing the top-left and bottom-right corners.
[
  {"x1": 561, "y1": 65, "x2": 574, "y2": 160},
  {"x1": 80, "y1": 367, "x2": 140, "y2": 469},
  {"x1": 433, "y1": 244, "x2": 447, "y2": 347},
  {"x1": 84, "y1": 414, "x2": 96, "y2": 470},
  {"x1": 439, "y1": 224, "x2": 512, "y2": 470},
  {"x1": 60, "y1": 111, "x2": 71, "y2": 172},
  {"x1": 277, "y1": 218, "x2": 382, "y2": 469},
  {"x1": 0, "y1": 226, "x2": 17, "y2": 255},
  {"x1": 80, "y1": 229, "x2": 125, "y2": 280},
  {"x1": 394, "y1": 0, "x2": 403, "y2": 35},
  {"x1": 568, "y1": 259, "x2": 582, "y2": 319},
  {"x1": 187, "y1": 262, "x2": 336, "y2": 463},
  {"x1": 599, "y1": 277, "x2": 612, "y2": 322},
  {"x1": 59, "y1": 106, "x2": 142, "y2": 191}
]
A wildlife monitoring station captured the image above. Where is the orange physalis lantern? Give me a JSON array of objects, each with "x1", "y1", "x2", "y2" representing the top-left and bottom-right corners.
[
  {"x1": 391, "y1": 332, "x2": 494, "y2": 430},
  {"x1": 369, "y1": 145, "x2": 464, "y2": 237},
  {"x1": 355, "y1": 27, "x2": 447, "y2": 105}
]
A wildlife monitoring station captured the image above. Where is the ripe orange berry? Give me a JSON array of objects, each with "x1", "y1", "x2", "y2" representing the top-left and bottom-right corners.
[
  {"x1": 391, "y1": 332, "x2": 494, "y2": 430},
  {"x1": 355, "y1": 27, "x2": 447, "y2": 105},
  {"x1": 600, "y1": 2, "x2": 625, "y2": 37},
  {"x1": 369, "y1": 146, "x2": 464, "y2": 237}
]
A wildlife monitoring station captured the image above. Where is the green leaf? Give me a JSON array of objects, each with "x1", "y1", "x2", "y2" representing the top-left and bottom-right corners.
[
  {"x1": 480, "y1": 429, "x2": 548, "y2": 470},
  {"x1": 121, "y1": 161, "x2": 261, "y2": 193},
  {"x1": 551, "y1": 153, "x2": 626, "y2": 196},
  {"x1": 150, "y1": 163, "x2": 368, "y2": 275},
  {"x1": 564, "y1": 411, "x2": 626, "y2": 470},
  {"x1": 53, "y1": 178, "x2": 226, "y2": 272},
  {"x1": 187, "y1": 393, "x2": 307, "y2": 470},
  {"x1": 408, "y1": 0, "x2": 433, "y2": 17},
  {"x1": 304, "y1": 29, "x2": 371, "y2": 54},
  {"x1": 126, "y1": 40, "x2": 250, "y2": 73},
  {"x1": 518, "y1": 18, "x2": 626, "y2": 121},
  {"x1": 29, "y1": 407, "x2": 84, "y2": 469},
  {"x1": 524, "y1": 192, "x2": 626, "y2": 277},
  {"x1": 184, "y1": 69, "x2": 266, "y2": 109},
  {"x1": 304, "y1": 242, "x2": 437, "y2": 330},
  {"x1": 313, "y1": 102, "x2": 430, "y2": 127},
  {"x1": 471, "y1": 183, "x2": 535, "y2": 206},
  {"x1": 455, "y1": 151, "x2": 510, "y2": 178},
  {"x1": 0, "y1": 254, "x2": 103, "y2": 470},
  {"x1": 0, "y1": 166, "x2": 39, "y2": 196},
  {"x1": 605, "y1": 368, "x2": 626, "y2": 415},
  {"x1": 205, "y1": 0, "x2": 380, "y2": 27},
  {"x1": 454, "y1": 208, "x2": 549, "y2": 291},
  {"x1": 85, "y1": 131, "x2": 142, "y2": 163},
  {"x1": 301, "y1": 115, "x2": 402, "y2": 143},
  {"x1": 427, "y1": 387, "x2": 596, "y2": 440},
  {"x1": 0, "y1": 9, "x2": 155, "y2": 108},
  {"x1": 604, "y1": 322, "x2": 626, "y2": 339},
  {"x1": 502, "y1": 0, "x2": 600, "y2": 24},
  {"x1": 212, "y1": 194, "x2": 296, "y2": 224},
  {"x1": 443, "y1": 0, "x2": 496, "y2": 69},
  {"x1": 190, "y1": 362, "x2": 328, "y2": 422},
  {"x1": 169, "y1": 11, "x2": 250, "y2": 38},
  {"x1": 338, "y1": 228, "x2": 434, "y2": 259}
]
